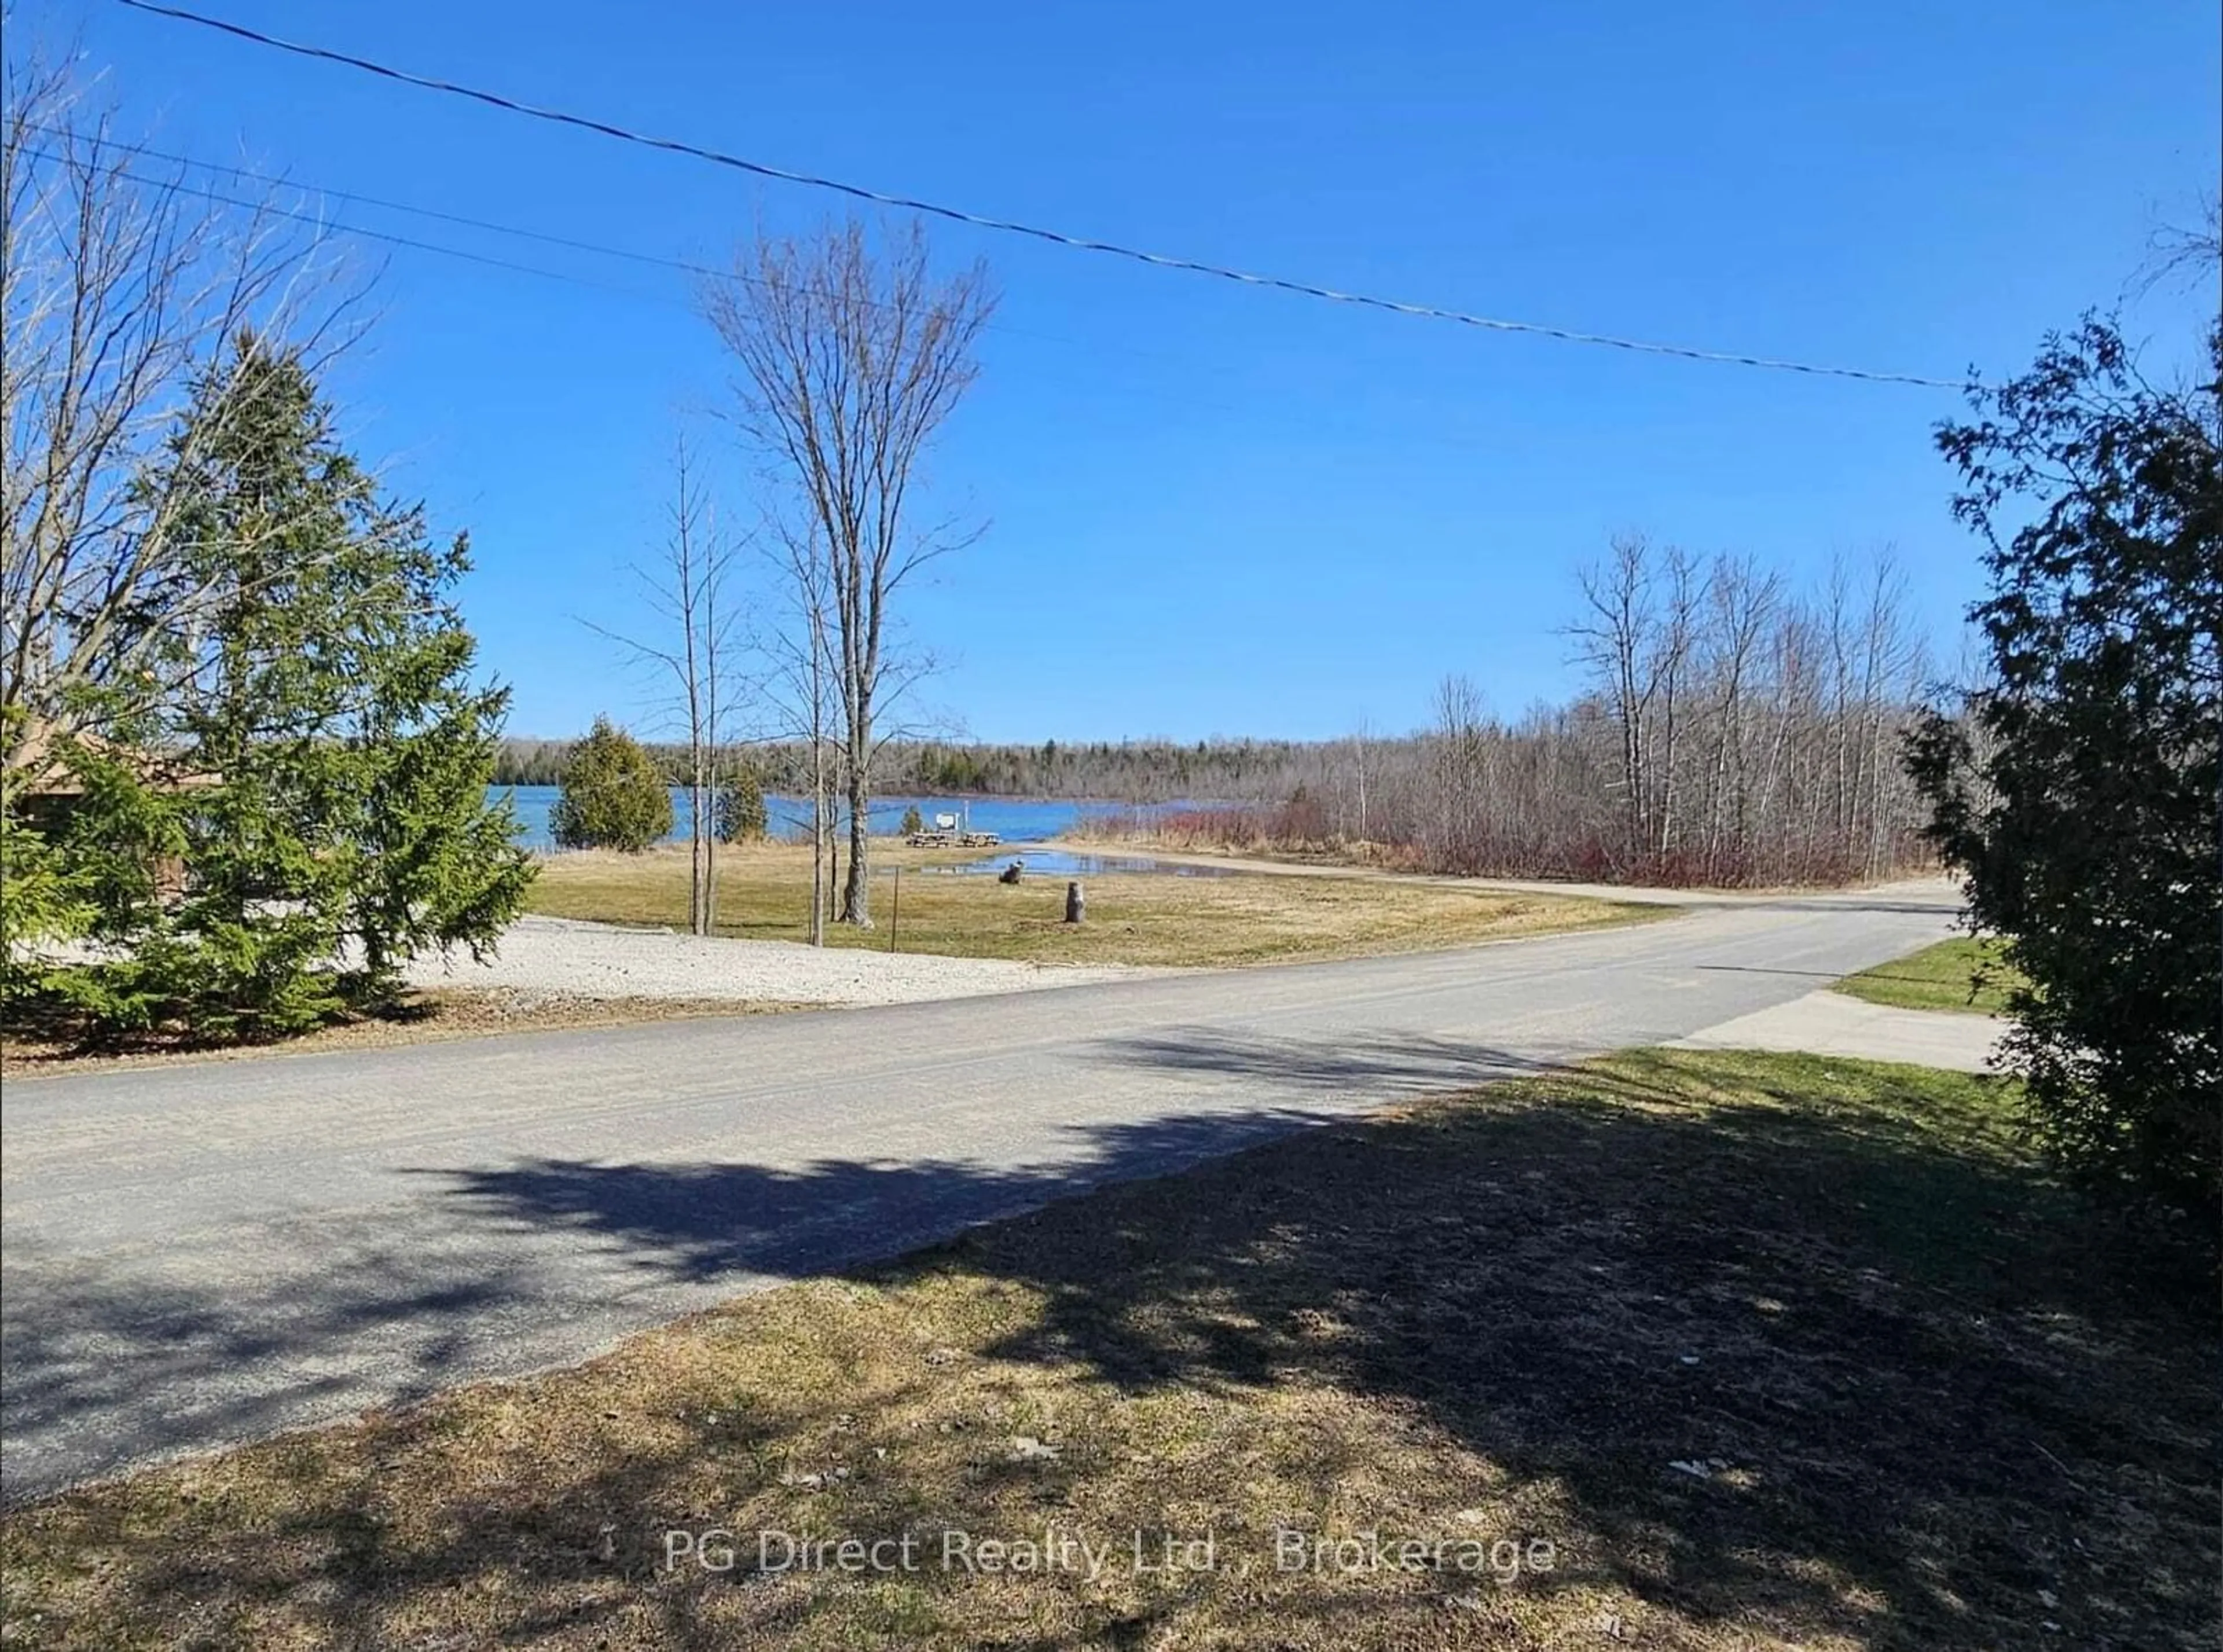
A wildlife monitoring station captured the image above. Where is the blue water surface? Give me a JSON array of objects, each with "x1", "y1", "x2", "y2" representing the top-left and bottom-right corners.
[{"x1": 495, "y1": 787, "x2": 1168, "y2": 853}]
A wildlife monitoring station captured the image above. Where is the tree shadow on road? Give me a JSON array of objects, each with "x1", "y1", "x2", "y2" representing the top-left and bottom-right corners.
[
  {"x1": 1, "y1": 1235, "x2": 529, "y2": 1505},
  {"x1": 414, "y1": 1030, "x2": 1567, "y2": 1286}
]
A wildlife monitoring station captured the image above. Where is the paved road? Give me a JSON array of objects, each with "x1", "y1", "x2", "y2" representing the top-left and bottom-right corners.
[{"x1": 1, "y1": 883, "x2": 1957, "y2": 1502}]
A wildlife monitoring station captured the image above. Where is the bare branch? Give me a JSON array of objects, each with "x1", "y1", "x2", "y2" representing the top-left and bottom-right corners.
[
  {"x1": 2, "y1": 45, "x2": 372, "y2": 784},
  {"x1": 699, "y1": 216, "x2": 993, "y2": 926}
]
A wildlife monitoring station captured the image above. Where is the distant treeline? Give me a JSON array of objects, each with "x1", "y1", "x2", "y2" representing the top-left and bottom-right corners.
[
  {"x1": 1091, "y1": 539, "x2": 1939, "y2": 887},
  {"x1": 490, "y1": 736, "x2": 1314, "y2": 801}
]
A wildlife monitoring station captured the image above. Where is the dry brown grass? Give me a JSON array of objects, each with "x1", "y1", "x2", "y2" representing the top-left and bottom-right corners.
[
  {"x1": 0, "y1": 988, "x2": 815, "y2": 1079},
  {"x1": 5, "y1": 1049, "x2": 2213, "y2": 1651},
  {"x1": 526, "y1": 841, "x2": 1659, "y2": 968}
]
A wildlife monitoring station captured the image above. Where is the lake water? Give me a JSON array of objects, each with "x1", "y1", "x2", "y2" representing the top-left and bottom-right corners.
[{"x1": 494, "y1": 787, "x2": 1164, "y2": 853}]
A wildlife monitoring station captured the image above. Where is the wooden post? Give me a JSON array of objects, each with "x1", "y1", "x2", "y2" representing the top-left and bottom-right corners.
[
  {"x1": 889, "y1": 866, "x2": 900, "y2": 951},
  {"x1": 1065, "y1": 879, "x2": 1085, "y2": 924}
]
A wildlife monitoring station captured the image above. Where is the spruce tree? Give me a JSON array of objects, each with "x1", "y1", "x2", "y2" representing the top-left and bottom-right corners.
[{"x1": 53, "y1": 335, "x2": 533, "y2": 1035}]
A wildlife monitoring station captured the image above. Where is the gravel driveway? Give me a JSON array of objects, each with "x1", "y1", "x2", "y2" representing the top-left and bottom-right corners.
[{"x1": 402, "y1": 915, "x2": 1162, "y2": 1007}]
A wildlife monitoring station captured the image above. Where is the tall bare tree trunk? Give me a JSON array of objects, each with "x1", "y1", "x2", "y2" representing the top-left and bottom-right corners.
[
  {"x1": 584, "y1": 439, "x2": 738, "y2": 938},
  {"x1": 806, "y1": 599, "x2": 830, "y2": 946},
  {"x1": 1652, "y1": 546, "x2": 1697, "y2": 861},
  {"x1": 703, "y1": 219, "x2": 993, "y2": 930},
  {"x1": 1570, "y1": 534, "x2": 1664, "y2": 872},
  {"x1": 843, "y1": 725, "x2": 871, "y2": 922},
  {"x1": 809, "y1": 729, "x2": 827, "y2": 948}
]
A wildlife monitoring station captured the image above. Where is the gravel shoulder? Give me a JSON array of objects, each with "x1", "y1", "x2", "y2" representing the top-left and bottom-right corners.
[
  {"x1": 403, "y1": 913, "x2": 1171, "y2": 1007},
  {"x1": 4, "y1": 918, "x2": 1168, "y2": 1078},
  {"x1": 0, "y1": 989, "x2": 814, "y2": 1080}
]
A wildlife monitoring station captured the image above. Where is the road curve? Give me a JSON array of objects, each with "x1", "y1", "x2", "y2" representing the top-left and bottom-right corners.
[{"x1": 1, "y1": 882, "x2": 1957, "y2": 1502}]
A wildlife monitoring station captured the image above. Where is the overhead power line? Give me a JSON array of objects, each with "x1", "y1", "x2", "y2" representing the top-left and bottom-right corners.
[
  {"x1": 16, "y1": 122, "x2": 1225, "y2": 361},
  {"x1": 14, "y1": 142, "x2": 678, "y2": 302},
  {"x1": 18, "y1": 120, "x2": 723, "y2": 286},
  {"x1": 14, "y1": 132, "x2": 1458, "y2": 445},
  {"x1": 116, "y1": 0, "x2": 1971, "y2": 391}
]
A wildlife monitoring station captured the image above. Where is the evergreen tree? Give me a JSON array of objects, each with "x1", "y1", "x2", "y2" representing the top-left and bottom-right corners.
[
  {"x1": 552, "y1": 717, "x2": 673, "y2": 851},
  {"x1": 1912, "y1": 317, "x2": 2221, "y2": 1218},
  {"x1": 716, "y1": 765, "x2": 769, "y2": 844},
  {"x1": 46, "y1": 336, "x2": 533, "y2": 1036},
  {"x1": 0, "y1": 714, "x2": 94, "y2": 1005}
]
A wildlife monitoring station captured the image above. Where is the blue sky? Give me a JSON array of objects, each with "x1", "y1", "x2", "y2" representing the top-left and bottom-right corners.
[{"x1": 36, "y1": 0, "x2": 2221, "y2": 741}]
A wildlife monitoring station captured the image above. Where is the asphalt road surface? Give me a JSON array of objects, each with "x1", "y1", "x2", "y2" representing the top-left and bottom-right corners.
[{"x1": 1, "y1": 882, "x2": 1957, "y2": 1503}]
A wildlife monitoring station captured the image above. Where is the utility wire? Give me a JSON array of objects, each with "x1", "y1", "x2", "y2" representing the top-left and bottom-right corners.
[
  {"x1": 17, "y1": 120, "x2": 1245, "y2": 365},
  {"x1": 13, "y1": 136, "x2": 1451, "y2": 445},
  {"x1": 18, "y1": 118, "x2": 725, "y2": 287},
  {"x1": 15, "y1": 142, "x2": 678, "y2": 302},
  {"x1": 116, "y1": 0, "x2": 1972, "y2": 391}
]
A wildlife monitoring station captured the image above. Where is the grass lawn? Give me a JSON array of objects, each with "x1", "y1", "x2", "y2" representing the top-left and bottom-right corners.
[
  {"x1": 4, "y1": 1049, "x2": 2213, "y2": 1651},
  {"x1": 1833, "y1": 936, "x2": 2026, "y2": 1015},
  {"x1": 523, "y1": 841, "x2": 1661, "y2": 968}
]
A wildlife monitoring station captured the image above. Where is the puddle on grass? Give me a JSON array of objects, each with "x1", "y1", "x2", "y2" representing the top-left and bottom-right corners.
[{"x1": 929, "y1": 850, "x2": 1236, "y2": 879}]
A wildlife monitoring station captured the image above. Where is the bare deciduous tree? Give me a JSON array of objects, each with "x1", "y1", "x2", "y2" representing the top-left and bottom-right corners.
[
  {"x1": 1344, "y1": 715, "x2": 1374, "y2": 842},
  {"x1": 758, "y1": 513, "x2": 841, "y2": 946},
  {"x1": 1429, "y1": 675, "x2": 1489, "y2": 867},
  {"x1": 1568, "y1": 533, "x2": 1678, "y2": 867},
  {"x1": 2, "y1": 49, "x2": 364, "y2": 782},
  {"x1": 1696, "y1": 555, "x2": 1781, "y2": 875},
  {"x1": 701, "y1": 218, "x2": 992, "y2": 926},
  {"x1": 2131, "y1": 188, "x2": 2221, "y2": 300},
  {"x1": 1650, "y1": 544, "x2": 1700, "y2": 858},
  {"x1": 585, "y1": 438, "x2": 745, "y2": 935}
]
